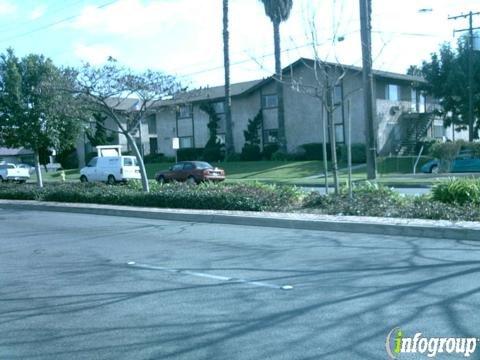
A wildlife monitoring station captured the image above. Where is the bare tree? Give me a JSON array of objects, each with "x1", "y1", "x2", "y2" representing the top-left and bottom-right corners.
[{"x1": 72, "y1": 58, "x2": 180, "y2": 192}]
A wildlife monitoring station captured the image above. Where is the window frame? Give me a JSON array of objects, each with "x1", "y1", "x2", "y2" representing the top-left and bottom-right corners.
[
  {"x1": 262, "y1": 94, "x2": 279, "y2": 109},
  {"x1": 386, "y1": 84, "x2": 400, "y2": 101},
  {"x1": 179, "y1": 136, "x2": 193, "y2": 149},
  {"x1": 178, "y1": 104, "x2": 192, "y2": 119},
  {"x1": 147, "y1": 114, "x2": 157, "y2": 135},
  {"x1": 212, "y1": 101, "x2": 225, "y2": 114}
]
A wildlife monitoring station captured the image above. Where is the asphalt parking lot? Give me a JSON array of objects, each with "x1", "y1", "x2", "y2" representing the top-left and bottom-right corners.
[{"x1": 1, "y1": 208, "x2": 480, "y2": 359}]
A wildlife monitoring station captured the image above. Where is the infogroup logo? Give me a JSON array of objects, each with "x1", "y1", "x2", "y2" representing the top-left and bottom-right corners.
[{"x1": 385, "y1": 327, "x2": 478, "y2": 358}]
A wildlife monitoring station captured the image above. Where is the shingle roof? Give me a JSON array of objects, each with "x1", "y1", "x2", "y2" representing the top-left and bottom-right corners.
[
  {"x1": 153, "y1": 57, "x2": 426, "y2": 107},
  {"x1": 294, "y1": 58, "x2": 425, "y2": 83},
  {"x1": 158, "y1": 79, "x2": 264, "y2": 106}
]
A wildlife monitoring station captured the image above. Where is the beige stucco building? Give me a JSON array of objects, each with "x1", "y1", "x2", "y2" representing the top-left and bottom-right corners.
[{"x1": 78, "y1": 58, "x2": 443, "y2": 166}]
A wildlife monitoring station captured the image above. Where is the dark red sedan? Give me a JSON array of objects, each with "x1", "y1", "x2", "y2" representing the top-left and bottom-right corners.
[{"x1": 155, "y1": 161, "x2": 225, "y2": 184}]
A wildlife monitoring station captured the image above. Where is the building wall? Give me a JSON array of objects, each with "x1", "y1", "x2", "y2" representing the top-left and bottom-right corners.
[
  {"x1": 231, "y1": 92, "x2": 262, "y2": 152},
  {"x1": 151, "y1": 64, "x2": 440, "y2": 158}
]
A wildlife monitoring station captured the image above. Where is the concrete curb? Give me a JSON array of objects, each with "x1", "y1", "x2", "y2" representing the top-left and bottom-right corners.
[{"x1": 0, "y1": 199, "x2": 479, "y2": 240}]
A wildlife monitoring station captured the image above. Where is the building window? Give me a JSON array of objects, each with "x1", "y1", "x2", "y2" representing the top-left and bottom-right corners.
[
  {"x1": 263, "y1": 129, "x2": 278, "y2": 144},
  {"x1": 419, "y1": 93, "x2": 426, "y2": 113},
  {"x1": 147, "y1": 114, "x2": 156, "y2": 135},
  {"x1": 335, "y1": 124, "x2": 344, "y2": 143},
  {"x1": 179, "y1": 136, "x2": 193, "y2": 148},
  {"x1": 433, "y1": 126, "x2": 444, "y2": 138},
  {"x1": 178, "y1": 104, "x2": 192, "y2": 118},
  {"x1": 149, "y1": 137, "x2": 158, "y2": 154},
  {"x1": 411, "y1": 89, "x2": 418, "y2": 112},
  {"x1": 333, "y1": 85, "x2": 343, "y2": 105},
  {"x1": 262, "y1": 94, "x2": 278, "y2": 109},
  {"x1": 386, "y1": 84, "x2": 399, "y2": 101},
  {"x1": 213, "y1": 101, "x2": 225, "y2": 114}
]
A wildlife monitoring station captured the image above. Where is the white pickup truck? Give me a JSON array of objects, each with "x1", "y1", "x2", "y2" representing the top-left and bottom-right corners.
[{"x1": 0, "y1": 163, "x2": 30, "y2": 183}]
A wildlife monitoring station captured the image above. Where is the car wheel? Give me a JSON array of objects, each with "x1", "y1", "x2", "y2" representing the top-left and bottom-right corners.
[
  {"x1": 80, "y1": 175, "x2": 88, "y2": 183},
  {"x1": 157, "y1": 175, "x2": 165, "y2": 184},
  {"x1": 186, "y1": 176, "x2": 197, "y2": 185},
  {"x1": 430, "y1": 165, "x2": 439, "y2": 174},
  {"x1": 107, "y1": 175, "x2": 116, "y2": 185}
]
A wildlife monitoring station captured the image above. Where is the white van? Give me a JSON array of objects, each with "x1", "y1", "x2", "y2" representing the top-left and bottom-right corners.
[{"x1": 80, "y1": 156, "x2": 141, "y2": 184}]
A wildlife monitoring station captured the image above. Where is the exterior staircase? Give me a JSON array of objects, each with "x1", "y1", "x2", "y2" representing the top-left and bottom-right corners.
[{"x1": 394, "y1": 113, "x2": 434, "y2": 156}]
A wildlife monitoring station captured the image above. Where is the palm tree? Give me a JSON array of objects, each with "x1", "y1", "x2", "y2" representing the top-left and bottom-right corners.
[
  {"x1": 260, "y1": 0, "x2": 293, "y2": 153},
  {"x1": 223, "y1": 0, "x2": 234, "y2": 157}
]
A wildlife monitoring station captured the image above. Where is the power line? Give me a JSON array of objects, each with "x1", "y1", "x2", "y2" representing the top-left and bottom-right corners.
[{"x1": 0, "y1": 0, "x2": 118, "y2": 45}]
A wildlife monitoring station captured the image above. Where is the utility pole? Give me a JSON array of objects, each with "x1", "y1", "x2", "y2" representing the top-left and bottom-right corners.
[
  {"x1": 359, "y1": 0, "x2": 377, "y2": 179},
  {"x1": 223, "y1": 0, "x2": 234, "y2": 157},
  {"x1": 449, "y1": 11, "x2": 480, "y2": 141}
]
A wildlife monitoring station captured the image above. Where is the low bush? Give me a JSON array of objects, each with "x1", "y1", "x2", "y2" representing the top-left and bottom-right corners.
[
  {"x1": 262, "y1": 144, "x2": 279, "y2": 160},
  {"x1": 339, "y1": 143, "x2": 366, "y2": 164},
  {"x1": 177, "y1": 148, "x2": 204, "y2": 161},
  {"x1": 0, "y1": 182, "x2": 303, "y2": 212},
  {"x1": 241, "y1": 144, "x2": 262, "y2": 161},
  {"x1": 143, "y1": 153, "x2": 175, "y2": 163},
  {"x1": 298, "y1": 143, "x2": 342, "y2": 161},
  {"x1": 399, "y1": 196, "x2": 480, "y2": 221},
  {"x1": 271, "y1": 151, "x2": 297, "y2": 161},
  {"x1": 432, "y1": 177, "x2": 480, "y2": 205},
  {"x1": 304, "y1": 182, "x2": 405, "y2": 217},
  {"x1": 303, "y1": 181, "x2": 480, "y2": 221}
]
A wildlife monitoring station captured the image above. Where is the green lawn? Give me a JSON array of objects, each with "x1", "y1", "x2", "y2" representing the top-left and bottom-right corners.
[
  {"x1": 29, "y1": 169, "x2": 81, "y2": 183},
  {"x1": 25, "y1": 157, "x2": 475, "y2": 188},
  {"x1": 377, "y1": 156, "x2": 434, "y2": 174},
  {"x1": 145, "y1": 161, "x2": 328, "y2": 184}
]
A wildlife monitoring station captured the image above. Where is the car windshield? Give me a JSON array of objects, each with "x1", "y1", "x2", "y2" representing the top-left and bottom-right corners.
[{"x1": 194, "y1": 162, "x2": 213, "y2": 170}]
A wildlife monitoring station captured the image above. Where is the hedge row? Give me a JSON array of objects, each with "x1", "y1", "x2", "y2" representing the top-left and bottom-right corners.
[
  {"x1": 1, "y1": 180, "x2": 479, "y2": 221},
  {"x1": 303, "y1": 182, "x2": 480, "y2": 222},
  {"x1": 0, "y1": 182, "x2": 304, "y2": 212}
]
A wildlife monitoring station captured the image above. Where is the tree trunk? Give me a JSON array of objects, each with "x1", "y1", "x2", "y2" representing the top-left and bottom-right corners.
[
  {"x1": 34, "y1": 149, "x2": 43, "y2": 188},
  {"x1": 322, "y1": 106, "x2": 329, "y2": 194},
  {"x1": 273, "y1": 20, "x2": 287, "y2": 153},
  {"x1": 326, "y1": 83, "x2": 339, "y2": 193},
  {"x1": 223, "y1": 0, "x2": 234, "y2": 157},
  {"x1": 125, "y1": 132, "x2": 149, "y2": 193}
]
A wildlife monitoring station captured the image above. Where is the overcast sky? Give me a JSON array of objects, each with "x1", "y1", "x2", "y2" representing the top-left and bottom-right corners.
[{"x1": 0, "y1": 0, "x2": 478, "y2": 88}]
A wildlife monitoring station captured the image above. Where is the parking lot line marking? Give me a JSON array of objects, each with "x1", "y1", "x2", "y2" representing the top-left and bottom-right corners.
[{"x1": 126, "y1": 262, "x2": 293, "y2": 290}]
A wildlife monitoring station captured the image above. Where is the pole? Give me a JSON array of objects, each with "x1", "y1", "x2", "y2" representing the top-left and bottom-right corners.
[
  {"x1": 469, "y1": 11, "x2": 474, "y2": 141},
  {"x1": 359, "y1": 0, "x2": 377, "y2": 179},
  {"x1": 223, "y1": 0, "x2": 234, "y2": 156},
  {"x1": 347, "y1": 99, "x2": 352, "y2": 199}
]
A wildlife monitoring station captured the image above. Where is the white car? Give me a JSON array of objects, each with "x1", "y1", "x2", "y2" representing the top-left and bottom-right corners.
[
  {"x1": 80, "y1": 156, "x2": 141, "y2": 184},
  {"x1": 0, "y1": 163, "x2": 30, "y2": 183}
]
